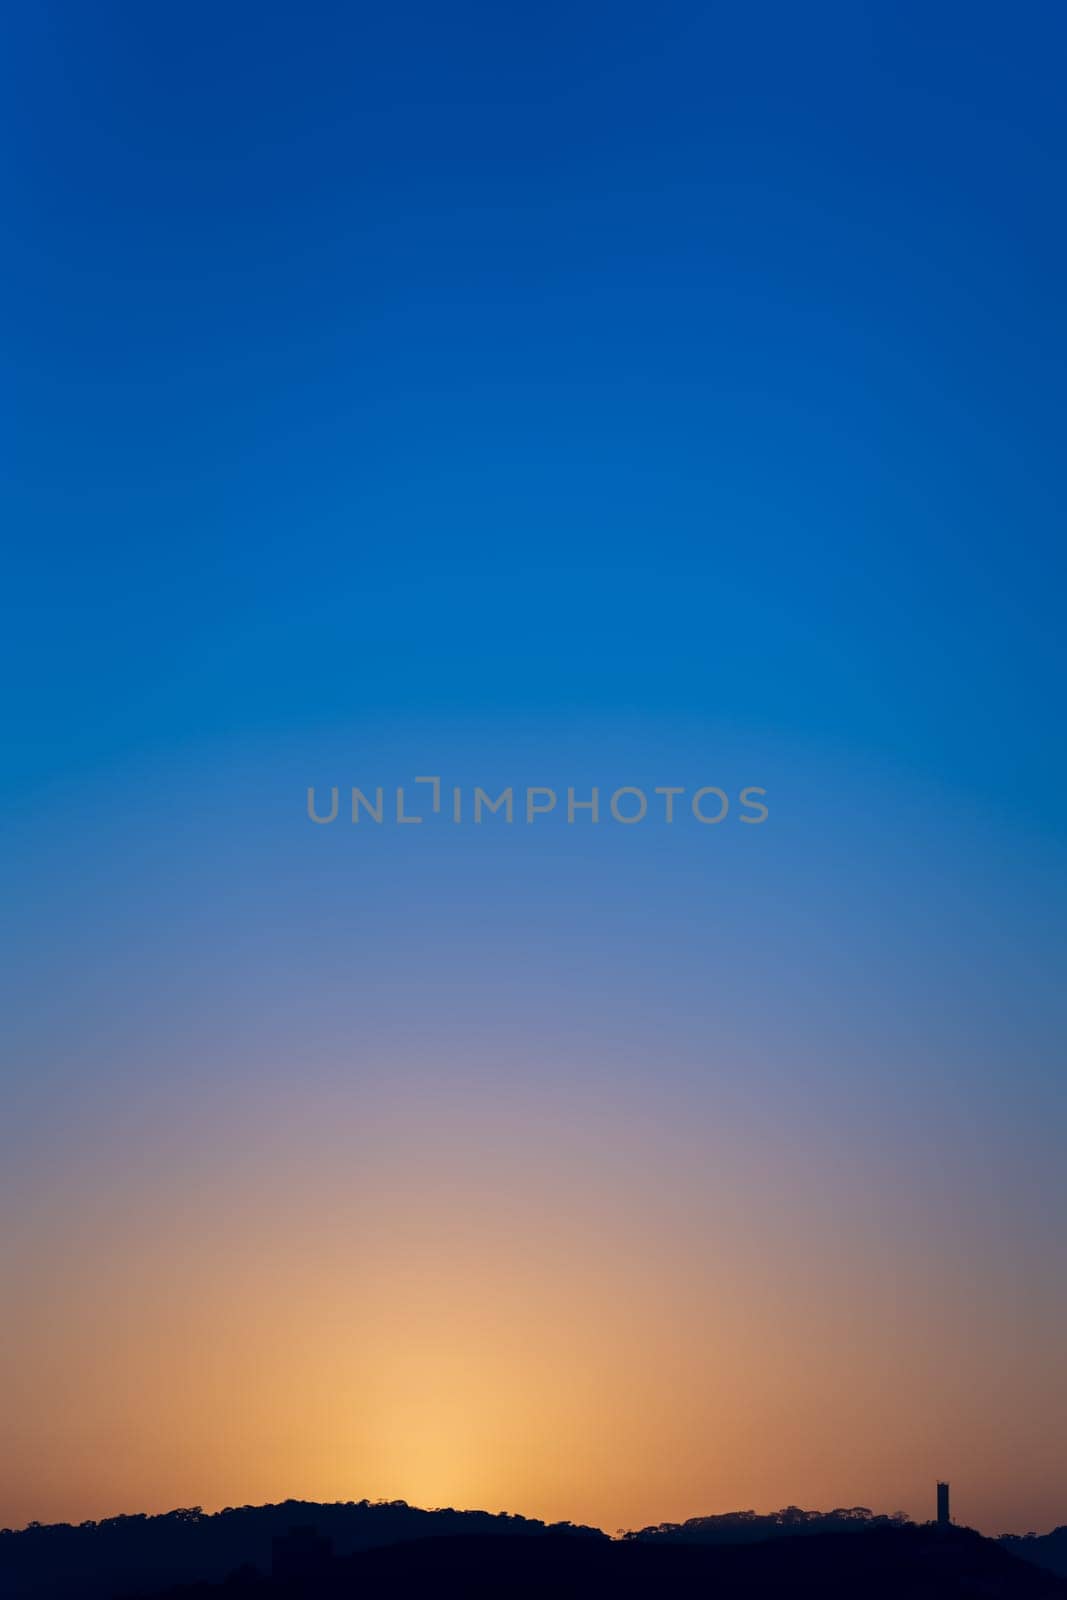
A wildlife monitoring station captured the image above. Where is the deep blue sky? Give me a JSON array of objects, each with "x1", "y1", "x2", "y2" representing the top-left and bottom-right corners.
[
  {"x1": 7, "y1": 1, "x2": 1065, "y2": 792},
  {"x1": 3, "y1": 0, "x2": 1067, "y2": 1535}
]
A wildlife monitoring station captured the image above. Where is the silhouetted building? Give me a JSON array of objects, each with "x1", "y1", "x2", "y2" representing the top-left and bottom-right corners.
[
  {"x1": 271, "y1": 1525, "x2": 333, "y2": 1581},
  {"x1": 937, "y1": 1482, "x2": 951, "y2": 1527}
]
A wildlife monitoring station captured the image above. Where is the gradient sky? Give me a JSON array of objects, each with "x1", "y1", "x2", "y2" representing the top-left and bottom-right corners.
[{"x1": 3, "y1": 0, "x2": 1067, "y2": 1540}]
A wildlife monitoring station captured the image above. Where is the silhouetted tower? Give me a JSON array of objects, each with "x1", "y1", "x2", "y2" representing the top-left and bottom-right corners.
[{"x1": 936, "y1": 1482, "x2": 951, "y2": 1527}]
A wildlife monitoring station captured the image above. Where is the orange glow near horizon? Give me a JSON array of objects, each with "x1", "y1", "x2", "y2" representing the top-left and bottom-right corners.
[{"x1": 5, "y1": 1069, "x2": 1066, "y2": 1539}]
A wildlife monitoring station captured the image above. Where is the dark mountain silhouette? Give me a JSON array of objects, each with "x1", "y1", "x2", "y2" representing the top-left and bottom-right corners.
[
  {"x1": 0, "y1": 1500, "x2": 599, "y2": 1600},
  {"x1": 2, "y1": 1499, "x2": 1065, "y2": 1600},
  {"x1": 133, "y1": 1524, "x2": 1067, "y2": 1600},
  {"x1": 1003, "y1": 1529, "x2": 1067, "y2": 1579},
  {"x1": 624, "y1": 1502, "x2": 910, "y2": 1542}
]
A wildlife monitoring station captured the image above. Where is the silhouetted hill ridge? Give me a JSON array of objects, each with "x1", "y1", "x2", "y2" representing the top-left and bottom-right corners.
[
  {"x1": 137, "y1": 1524, "x2": 1067, "y2": 1600},
  {"x1": 0, "y1": 1499, "x2": 599, "y2": 1599},
  {"x1": 3, "y1": 1500, "x2": 1065, "y2": 1599},
  {"x1": 624, "y1": 1502, "x2": 909, "y2": 1542},
  {"x1": 1003, "y1": 1528, "x2": 1067, "y2": 1579}
]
